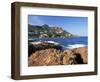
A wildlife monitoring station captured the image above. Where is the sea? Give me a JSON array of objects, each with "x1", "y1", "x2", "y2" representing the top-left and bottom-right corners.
[{"x1": 29, "y1": 37, "x2": 88, "y2": 49}]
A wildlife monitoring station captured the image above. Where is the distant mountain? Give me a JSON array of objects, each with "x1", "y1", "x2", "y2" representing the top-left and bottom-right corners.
[{"x1": 28, "y1": 24, "x2": 76, "y2": 38}]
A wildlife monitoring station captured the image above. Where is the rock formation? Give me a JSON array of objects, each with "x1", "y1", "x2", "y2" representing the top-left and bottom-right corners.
[{"x1": 28, "y1": 46, "x2": 87, "y2": 66}]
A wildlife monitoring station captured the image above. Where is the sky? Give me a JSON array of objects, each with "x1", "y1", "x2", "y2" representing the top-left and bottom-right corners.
[{"x1": 28, "y1": 15, "x2": 88, "y2": 36}]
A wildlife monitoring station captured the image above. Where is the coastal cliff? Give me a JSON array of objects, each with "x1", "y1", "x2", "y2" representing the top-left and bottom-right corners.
[{"x1": 28, "y1": 24, "x2": 76, "y2": 38}]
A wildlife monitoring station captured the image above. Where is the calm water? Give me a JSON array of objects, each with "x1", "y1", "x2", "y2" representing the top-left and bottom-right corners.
[{"x1": 29, "y1": 37, "x2": 88, "y2": 49}]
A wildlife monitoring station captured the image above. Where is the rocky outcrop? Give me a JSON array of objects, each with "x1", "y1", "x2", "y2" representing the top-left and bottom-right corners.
[
  {"x1": 28, "y1": 47, "x2": 87, "y2": 66},
  {"x1": 28, "y1": 24, "x2": 75, "y2": 38},
  {"x1": 28, "y1": 42, "x2": 62, "y2": 57},
  {"x1": 72, "y1": 47, "x2": 88, "y2": 64}
]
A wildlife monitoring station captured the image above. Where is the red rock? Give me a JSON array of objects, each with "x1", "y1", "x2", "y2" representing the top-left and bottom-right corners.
[
  {"x1": 28, "y1": 47, "x2": 88, "y2": 66},
  {"x1": 72, "y1": 47, "x2": 88, "y2": 64}
]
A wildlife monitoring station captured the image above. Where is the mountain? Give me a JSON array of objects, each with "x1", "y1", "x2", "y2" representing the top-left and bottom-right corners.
[{"x1": 28, "y1": 24, "x2": 75, "y2": 38}]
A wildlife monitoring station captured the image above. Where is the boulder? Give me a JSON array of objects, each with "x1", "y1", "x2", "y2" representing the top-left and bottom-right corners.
[{"x1": 72, "y1": 47, "x2": 88, "y2": 64}]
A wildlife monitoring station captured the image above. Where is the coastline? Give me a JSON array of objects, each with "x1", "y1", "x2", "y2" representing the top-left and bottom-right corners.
[{"x1": 28, "y1": 41, "x2": 88, "y2": 66}]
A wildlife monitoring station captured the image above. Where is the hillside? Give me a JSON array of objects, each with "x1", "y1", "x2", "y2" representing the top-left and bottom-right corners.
[{"x1": 28, "y1": 24, "x2": 75, "y2": 38}]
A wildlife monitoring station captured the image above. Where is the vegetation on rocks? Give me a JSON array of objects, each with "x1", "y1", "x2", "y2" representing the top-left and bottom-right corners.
[{"x1": 28, "y1": 24, "x2": 76, "y2": 38}]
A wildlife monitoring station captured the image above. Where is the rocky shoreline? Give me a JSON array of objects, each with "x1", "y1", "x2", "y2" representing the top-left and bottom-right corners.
[
  {"x1": 28, "y1": 41, "x2": 62, "y2": 57},
  {"x1": 28, "y1": 42, "x2": 87, "y2": 66}
]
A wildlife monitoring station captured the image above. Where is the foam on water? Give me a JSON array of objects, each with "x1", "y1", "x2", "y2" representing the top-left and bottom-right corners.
[
  {"x1": 45, "y1": 41, "x2": 59, "y2": 45},
  {"x1": 30, "y1": 41, "x2": 60, "y2": 45},
  {"x1": 66, "y1": 44, "x2": 86, "y2": 49}
]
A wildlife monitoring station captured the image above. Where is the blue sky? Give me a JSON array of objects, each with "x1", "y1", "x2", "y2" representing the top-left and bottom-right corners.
[{"x1": 28, "y1": 15, "x2": 88, "y2": 36}]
